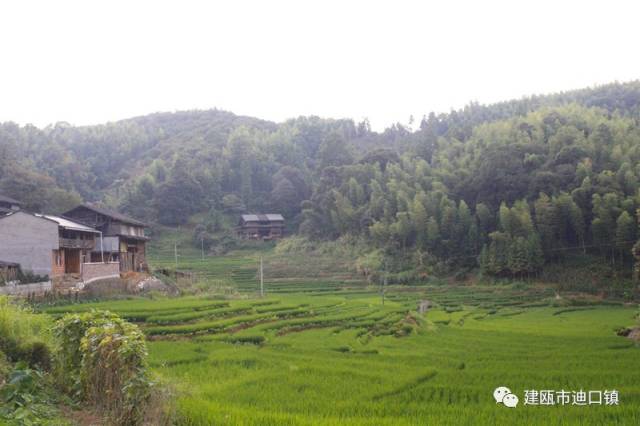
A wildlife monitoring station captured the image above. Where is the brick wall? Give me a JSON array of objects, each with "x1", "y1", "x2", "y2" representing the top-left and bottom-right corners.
[
  {"x1": 51, "y1": 249, "x2": 65, "y2": 277},
  {"x1": 81, "y1": 262, "x2": 120, "y2": 284}
]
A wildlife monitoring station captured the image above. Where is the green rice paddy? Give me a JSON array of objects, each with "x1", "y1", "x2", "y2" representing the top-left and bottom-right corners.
[
  {"x1": 43, "y1": 233, "x2": 640, "y2": 424},
  {"x1": 45, "y1": 289, "x2": 640, "y2": 425}
]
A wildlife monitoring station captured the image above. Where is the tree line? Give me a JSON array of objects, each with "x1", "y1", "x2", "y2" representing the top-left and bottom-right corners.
[{"x1": 2, "y1": 81, "x2": 640, "y2": 278}]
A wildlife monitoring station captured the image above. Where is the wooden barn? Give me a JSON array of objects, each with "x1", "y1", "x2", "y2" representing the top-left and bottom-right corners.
[
  {"x1": 237, "y1": 214, "x2": 284, "y2": 240},
  {"x1": 37, "y1": 214, "x2": 100, "y2": 276},
  {"x1": 62, "y1": 204, "x2": 149, "y2": 272}
]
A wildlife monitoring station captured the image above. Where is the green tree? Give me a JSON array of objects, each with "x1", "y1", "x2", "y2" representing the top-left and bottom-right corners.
[
  {"x1": 615, "y1": 211, "x2": 635, "y2": 263},
  {"x1": 410, "y1": 195, "x2": 428, "y2": 248}
]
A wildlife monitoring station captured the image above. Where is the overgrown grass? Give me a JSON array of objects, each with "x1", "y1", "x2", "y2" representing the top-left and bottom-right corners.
[
  {"x1": 0, "y1": 297, "x2": 68, "y2": 425},
  {"x1": 0, "y1": 296, "x2": 54, "y2": 369}
]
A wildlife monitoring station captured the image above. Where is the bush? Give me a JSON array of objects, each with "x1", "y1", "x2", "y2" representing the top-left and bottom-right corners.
[
  {"x1": 17, "y1": 270, "x2": 50, "y2": 285},
  {"x1": 0, "y1": 350, "x2": 10, "y2": 380},
  {"x1": 0, "y1": 296, "x2": 54, "y2": 369},
  {"x1": 54, "y1": 311, "x2": 151, "y2": 426},
  {"x1": 0, "y1": 361, "x2": 59, "y2": 424},
  {"x1": 15, "y1": 341, "x2": 52, "y2": 371}
]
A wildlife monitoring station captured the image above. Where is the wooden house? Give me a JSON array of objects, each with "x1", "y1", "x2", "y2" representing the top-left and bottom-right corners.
[
  {"x1": 237, "y1": 214, "x2": 284, "y2": 240},
  {"x1": 0, "y1": 193, "x2": 21, "y2": 215},
  {"x1": 63, "y1": 204, "x2": 149, "y2": 272},
  {"x1": 36, "y1": 214, "x2": 100, "y2": 276}
]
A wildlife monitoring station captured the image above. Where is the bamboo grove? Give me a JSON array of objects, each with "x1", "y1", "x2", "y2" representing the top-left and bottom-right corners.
[{"x1": 2, "y1": 82, "x2": 640, "y2": 280}]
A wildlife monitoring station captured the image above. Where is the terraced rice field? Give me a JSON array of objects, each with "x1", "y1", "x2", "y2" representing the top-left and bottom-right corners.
[
  {"x1": 45, "y1": 286, "x2": 640, "y2": 425},
  {"x1": 145, "y1": 229, "x2": 369, "y2": 296},
  {"x1": 46, "y1": 230, "x2": 638, "y2": 424}
]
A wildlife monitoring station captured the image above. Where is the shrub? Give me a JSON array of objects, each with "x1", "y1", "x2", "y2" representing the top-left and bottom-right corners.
[
  {"x1": 54, "y1": 311, "x2": 151, "y2": 426},
  {"x1": 15, "y1": 341, "x2": 52, "y2": 371},
  {"x1": 0, "y1": 351, "x2": 10, "y2": 380},
  {"x1": 16, "y1": 270, "x2": 50, "y2": 285},
  {"x1": 0, "y1": 361, "x2": 58, "y2": 424},
  {"x1": 220, "y1": 335, "x2": 265, "y2": 345},
  {"x1": 0, "y1": 296, "x2": 53, "y2": 369}
]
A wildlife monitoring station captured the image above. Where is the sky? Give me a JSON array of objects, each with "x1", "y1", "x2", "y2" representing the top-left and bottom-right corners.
[{"x1": 0, "y1": 0, "x2": 639, "y2": 131}]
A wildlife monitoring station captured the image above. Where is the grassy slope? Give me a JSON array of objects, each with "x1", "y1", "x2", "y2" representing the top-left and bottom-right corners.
[{"x1": 146, "y1": 227, "x2": 364, "y2": 295}]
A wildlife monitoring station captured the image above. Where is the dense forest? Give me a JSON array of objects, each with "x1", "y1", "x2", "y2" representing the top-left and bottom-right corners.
[{"x1": 3, "y1": 81, "x2": 640, "y2": 288}]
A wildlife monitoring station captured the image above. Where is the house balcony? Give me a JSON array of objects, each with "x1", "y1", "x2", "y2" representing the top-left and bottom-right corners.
[{"x1": 59, "y1": 238, "x2": 95, "y2": 250}]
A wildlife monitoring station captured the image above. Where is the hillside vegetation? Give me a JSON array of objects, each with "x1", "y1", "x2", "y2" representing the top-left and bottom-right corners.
[{"x1": 4, "y1": 82, "x2": 640, "y2": 287}]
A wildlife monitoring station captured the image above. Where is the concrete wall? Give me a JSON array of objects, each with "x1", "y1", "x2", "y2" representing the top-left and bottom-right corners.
[
  {"x1": 0, "y1": 212, "x2": 59, "y2": 276},
  {"x1": 82, "y1": 262, "x2": 120, "y2": 284},
  {"x1": 93, "y1": 236, "x2": 119, "y2": 253},
  {"x1": 0, "y1": 281, "x2": 52, "y2": 296}
]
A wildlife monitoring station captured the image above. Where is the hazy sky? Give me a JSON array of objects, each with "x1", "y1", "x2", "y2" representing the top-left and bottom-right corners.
[{"x1": 1, "y1": 0, "x2": 639, "y2": 130}]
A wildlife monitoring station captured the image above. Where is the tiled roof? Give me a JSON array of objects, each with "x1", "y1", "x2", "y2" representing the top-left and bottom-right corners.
[
  {"x1": 66, "y1": 204, "x2": 147, "y2": 227},
  {"x1": 0, "y1": 193, "x2": 21, "y2": 205}
]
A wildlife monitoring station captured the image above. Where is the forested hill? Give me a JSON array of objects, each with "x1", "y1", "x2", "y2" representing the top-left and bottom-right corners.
[{"x1": 3, "y1": 81, "x2": 640, "y2": 284}]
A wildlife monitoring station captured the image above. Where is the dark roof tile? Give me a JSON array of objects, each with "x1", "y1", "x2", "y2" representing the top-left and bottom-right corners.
[
  {"x1": 66, "y1": 204, "x2": 147, "y2": 227},
  {"x1": 0, "y1": 193, "x2": 21, "y2": 205}
]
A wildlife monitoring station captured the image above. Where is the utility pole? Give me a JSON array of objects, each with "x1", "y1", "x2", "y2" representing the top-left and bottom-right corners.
[
  {"x1": 260, "y1": 256, "x2": 264, "y2": 297},
  {"x1": 174, "y1": 242, "x2": 179, "y2": 281},
  {"x1": 201, "y1": 237, "x2": 205, "y2": 261},
  {"x1": 381, "y1": 259, "x2": 387, "y2": 306},
  {"x1": 175, "y1": 226, "x2": 180, "y2": 279}
]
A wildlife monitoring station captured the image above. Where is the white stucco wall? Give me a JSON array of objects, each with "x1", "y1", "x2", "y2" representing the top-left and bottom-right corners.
[{"x1": 0, "y1": 212, "x2": 59, "y2": 276}]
